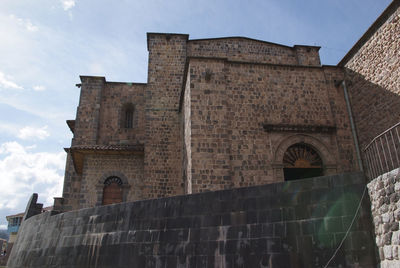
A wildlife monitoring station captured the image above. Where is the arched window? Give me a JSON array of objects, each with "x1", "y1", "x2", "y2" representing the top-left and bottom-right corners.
[
  {"x1": 122, "y1": 103, "x2": 134, "y2": 129},
  {"x1": 283, "y1": 143, "x2": 323, "y2": 181},
  {"x1": 102, "y1": 176, "x2": 123, "y2": 205}
]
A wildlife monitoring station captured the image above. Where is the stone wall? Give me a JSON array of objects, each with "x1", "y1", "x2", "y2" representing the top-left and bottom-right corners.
[
  {"x1": 59, "y1": 153, "x2": 81, "y2": 211},
  {"x1": 73, "y1": 79, "x2": 146, "y2": 147},
  {"x1": 341, "y1": 1, "x2": 400, "y2": 151},
  {"x1": 8, "y1": 172, "x2": 376, "y2": 267},
  {"x1": 188, "y1": 37, "x2": 321, "y2": 66},
  {"x1": 60, "y1": 32, "x2": 362, "y2": 212},
  {"x1": 368, "y1": 168, "x2": 400, "y2": 268},
  {"x1": 144, "y1": 33, "x2": 187, "y2": 199},
  {"x1": 80, "y1": 154, "x2": 144, "y2": 207},
  {"x1": 185, "y1": 57, "x2": 359, "y2": 193},
  {"x1": 73, "y1": 76, "x2": 105, "y2": 146},
  {"x1": 97, "y1": 82, "x2": 146, "y2": 145},
  {"x1": 61, "y1": 79, "x2": 147, "y2": 211}
]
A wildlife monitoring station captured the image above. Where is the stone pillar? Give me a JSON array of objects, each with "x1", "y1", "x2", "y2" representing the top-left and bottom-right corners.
[
  {"x1": 72, "y1": 76, "x2": 105, "y2": 146},
  {"x1": 144, "y1": 33, "x2": 188, "y2": 198}
]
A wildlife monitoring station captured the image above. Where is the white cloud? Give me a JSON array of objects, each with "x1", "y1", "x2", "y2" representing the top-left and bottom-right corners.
[
  {"x1": 0, "y1": 71, "x2": 23, "y2": 90},
  {"x1": 0, "y1": 142, "x2": 65, "y2": 210},
  {"x1": 61, "y1": 0, "x2": 76, "y2": 11},
  {"x1": 18, "y1": 126, "x2": 50, "y2": 140},
  {"x1": 0, "y1": 225, "x2": 6, "y2": 230},
  {"x1": 9, "y1": 14, "x2": 38, "y2": 32},
  {"x1": 33, "y1": 85, "x2": 46, "y2": 91}
]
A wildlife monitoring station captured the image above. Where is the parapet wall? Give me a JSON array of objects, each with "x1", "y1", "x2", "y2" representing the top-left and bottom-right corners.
[
  {"x1": 187, "y1": 38, "x2": 321, "y2": 66},
  {"x1": 8, "y1": 172, "x2": 376, "y2": 267},
  {"x1": 368, "y1": 168, "x2": 400, "y2": 268}
]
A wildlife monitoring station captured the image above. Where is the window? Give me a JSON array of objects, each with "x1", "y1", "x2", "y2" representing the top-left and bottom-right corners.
[
  {"x1": 102, "y1": 176, "x2": 123, "y2": 205},
  {"x1": 122, "y1": 103, "x2": 134, "y2": 129},
  {"x1": 283, "y1": 143, "x2": 323, "y2": 181}
]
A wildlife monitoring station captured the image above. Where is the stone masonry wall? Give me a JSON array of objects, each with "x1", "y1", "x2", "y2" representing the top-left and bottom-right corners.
[
  {"x1": 79, "y1": 154, "x2": 144, "y2": 207},
  {"x1": 343, "y1": 2, "x2": 400, "y2": 151},
  {"x1": 73, "y1": 76, "x2": 105, "y2": 146},
  {"x1": 63, "y1": 33, "x2": 356, "y2": 211},
  {"x1": 188, "y1": 38, "x2": 320, "y2": 66},
  {"x1": 187, "y1": 57, "x2": 358, "y2": 193},
  {"x1": 59, "y1": 153, "x2": 82, "y2": 211},
  {"x1": 62, "y1": 80, "x2": 147, "y2": 211},
  {"x1": 9, "y1": 172, "x2": 376, "y2": 267},
  {"x1": 97, "y1": 82, "x2": 146, "y2": 145},
  {"x1": 144, "y1": 33, "x2": 187, "y2": 199},
  {"x1": 368, "y1": 168, "x2": 400, "y2": 268}
]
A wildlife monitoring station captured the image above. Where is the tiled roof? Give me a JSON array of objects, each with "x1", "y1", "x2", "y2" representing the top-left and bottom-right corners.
[
  {"x1": 65, "y1": 144, "x2": 144, "y2": 152},
  {"x1": 65, "y1": 144, "x2": 144, "y2": 174},
  {"x1": 6, "y1": 212, "x2": 24, "y2": 219}
]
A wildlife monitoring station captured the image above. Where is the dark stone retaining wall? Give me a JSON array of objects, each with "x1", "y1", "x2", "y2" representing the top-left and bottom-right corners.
[{"x1": 8, "y1": 172, "x2": 376, "y2": 267}]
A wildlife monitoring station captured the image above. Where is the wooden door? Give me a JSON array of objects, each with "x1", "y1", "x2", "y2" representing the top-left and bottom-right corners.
[{"x1": 102, "y1": 182, "x2": 123, "y2": 205}]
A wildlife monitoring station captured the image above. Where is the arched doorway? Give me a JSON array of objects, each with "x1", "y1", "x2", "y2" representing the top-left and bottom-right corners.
[
  {"x1": 102, "y1": 176, "x2": 123, "y2": 205},
  {"x1": 283, "y1": 143, "x2": 323, "y2": 181}
]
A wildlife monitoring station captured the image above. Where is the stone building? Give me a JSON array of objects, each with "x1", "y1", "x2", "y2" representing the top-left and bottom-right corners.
[
  {"x1": 57, "y1": 31, "x2": 361, "y2": 212},
  {"x1": 7, "y1": 1, "x2": 400, "y2": 267}
]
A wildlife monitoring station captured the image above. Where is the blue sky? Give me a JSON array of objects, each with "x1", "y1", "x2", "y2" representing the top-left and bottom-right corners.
[{"x1": 0, "y1": 0, "x2": 392, "y2": 228}]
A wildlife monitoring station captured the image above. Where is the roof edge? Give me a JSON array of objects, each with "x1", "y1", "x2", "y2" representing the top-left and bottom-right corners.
[
  {"x1": 78, "y1": 76, "x2": 146, "y2": 85},
  {"x1": 79, "y1": 75, "x2": 106, "y2": 81},
  {"x1": 189, "y1": 36, "x2": 320, "y2": 50}
]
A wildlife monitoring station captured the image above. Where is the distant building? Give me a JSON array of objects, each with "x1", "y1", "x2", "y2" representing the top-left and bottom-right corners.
[
  {"x1": 6, "y1": 212, "x2": 24, "y2": 245},
  {"x1": 5, "y1": 206, "x2": 52, "y2": 260}
]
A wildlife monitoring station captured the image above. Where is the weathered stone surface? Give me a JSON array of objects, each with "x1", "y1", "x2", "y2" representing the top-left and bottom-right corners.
[
  {"x1": 8, "y1": 172, "x2": 375, "y2": 267},
  {"x1": 368, "y1": 168, "x2": 400, "y2": 267},
  {"x1": 61, "y1": 32, "x2": 361, "y2": 212},
  {"x1": 343, "y1": 1, "x2": 400, "y2": 177}
]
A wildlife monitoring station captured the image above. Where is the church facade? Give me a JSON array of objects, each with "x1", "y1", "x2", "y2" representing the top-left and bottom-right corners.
[
  {"x1": 7, "y1": 2, "x2": 400, "y2": 267},
  {"x1": 58, "y1": 33, "x2": 361, "y2": 212}
]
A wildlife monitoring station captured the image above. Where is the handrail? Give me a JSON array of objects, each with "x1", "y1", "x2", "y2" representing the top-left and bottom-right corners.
[
  {"x1": 363, "y1": 122, "x2": 400, "y2": 180},
  {"x1": 364, "y1": 122, "x2": 400, "y2": 150}
]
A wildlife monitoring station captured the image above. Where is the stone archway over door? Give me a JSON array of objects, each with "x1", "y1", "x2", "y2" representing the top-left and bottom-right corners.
[
  {"x1": 283, "y1": 143, "x2": 323, "y2": 181},
  {"x1": 273, "y1": 134, "x2": 337, "y2": 181}
]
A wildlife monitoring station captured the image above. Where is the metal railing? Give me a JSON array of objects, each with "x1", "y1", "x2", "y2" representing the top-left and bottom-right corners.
[{"x1": 363, "y1": 122, "x2": 400, "y2": 180}]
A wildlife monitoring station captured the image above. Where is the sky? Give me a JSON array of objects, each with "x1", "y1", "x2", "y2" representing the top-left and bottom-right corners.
[{"x1": 0, "y1": 0, "x2": 393, "y2": 229}]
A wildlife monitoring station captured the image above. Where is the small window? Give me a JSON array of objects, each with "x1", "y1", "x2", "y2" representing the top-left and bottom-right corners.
[{"x1": 122, "y1": 103, "x2": 134, "y2": 129}]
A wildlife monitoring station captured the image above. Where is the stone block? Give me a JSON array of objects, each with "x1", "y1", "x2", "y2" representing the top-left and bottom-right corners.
[
  {"x1": 382, "y1": 212, "x2": 392, "y2": 223},
  {"x1": 324, "y1": 217, "x2": 343, "y2": 232},
  {"x1": 384, "y1": 232, "x2": 393, "y2": 245},
  {"x1": 384, "y1": 245, "x2": 394, "y2": 260},
  {"x1": 392, "y1": 231, "x2": 400, "y2": 245},
  {"x1": 294, "y1": 205, "x2": 309, "y2": 220}
]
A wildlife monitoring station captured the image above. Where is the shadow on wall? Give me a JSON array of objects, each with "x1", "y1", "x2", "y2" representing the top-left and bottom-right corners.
[
  {"x1": 345, "y1": 69, "x2": 400, "y2": 151},
  {"x1": 345, "y1": 69, "x2": 400, "y2": 177}
]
